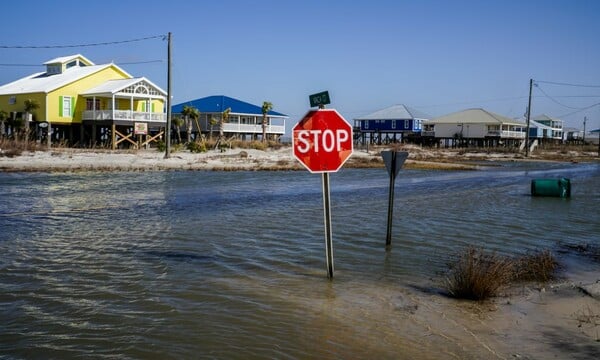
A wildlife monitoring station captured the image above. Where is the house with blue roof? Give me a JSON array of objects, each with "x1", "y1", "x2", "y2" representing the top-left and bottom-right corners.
[
  {"x1": 172, "y1": 95, "x2": 287, "y2": 141},
  {"x1": 353, "y1": 104, "x2": 430, "y2": 144}
]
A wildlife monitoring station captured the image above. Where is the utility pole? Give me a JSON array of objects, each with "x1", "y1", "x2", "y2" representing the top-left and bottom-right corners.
[
  {"x1": 582, "y1": 116, "x2": 587, "y2": 144},
  {"x1": 165, "y1": 32, "x2": 172, "y2": 159},
  {"x1": 525, "y1": 78, "x2": 533, "y2": 157}
]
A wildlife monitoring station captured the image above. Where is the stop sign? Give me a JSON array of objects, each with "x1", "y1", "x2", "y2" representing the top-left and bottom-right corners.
[{"x1": 293, "y1": 109, "x2": 353, "y2": 173}]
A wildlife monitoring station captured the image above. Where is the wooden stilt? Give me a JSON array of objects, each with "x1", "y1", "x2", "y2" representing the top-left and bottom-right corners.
[
  {"x1": 111, "y1": 123, "x2": 116, "y2": 150},
  {"x1": 80, "y1": 124, "x2": 84, "y2": 147},
  {"x1": 92, "y1": 123, "x2": 97, "y2": 148}
]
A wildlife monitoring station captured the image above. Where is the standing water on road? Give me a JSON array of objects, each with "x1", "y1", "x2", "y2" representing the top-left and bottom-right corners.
[{"x1": 1, "y1": 161, "x2": 598, "y2": 358}]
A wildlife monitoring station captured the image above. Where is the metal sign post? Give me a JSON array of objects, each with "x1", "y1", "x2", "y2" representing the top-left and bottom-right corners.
[
  {"x1": 322, "y1": 172, "x2": 334, "y2": 278},
  {"x1": 292, "y1": 98, "x2": 353, "y2": 278},
  {"x1": 381, "y1": 151, "x2": 408, "y2": 249}
]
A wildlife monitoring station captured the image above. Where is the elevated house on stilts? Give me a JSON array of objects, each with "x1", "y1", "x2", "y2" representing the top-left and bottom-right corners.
[
  {"x1": 0, "y1": 54, "x2": 167, "y2": 149},
  {"x1": 353, "y1": 104, "x2": 430, "y2": 145}
]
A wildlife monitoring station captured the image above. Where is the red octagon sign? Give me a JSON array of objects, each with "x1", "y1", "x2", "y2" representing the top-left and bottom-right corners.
[{"x1": 293, "y1": 109, "x2": 353, "y2": 173}]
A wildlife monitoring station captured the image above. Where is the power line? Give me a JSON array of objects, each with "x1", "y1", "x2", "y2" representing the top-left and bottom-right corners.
[
  {"x1": 0, "y1": 63, "x2": 41, "y2": 67},
  {"x1": 535, "y1": 80, "x2": 600, "y2": 88},
  {"x1": 117, "y1": 60, "x2": 164, "y2": 65},
  {"x1": 0, "y1": 35, "x2": 165, "y2": 49},
  {"x1": 0, "y1": 60, "x2": 164, "y2": 67},
  {"x1": 534, "y1": 83, "x2": 581, "y2": 109},
  {"x1": 558, "y1": 102, "x2": 600, "y2": 118},
  {"x1": 416, "y1": 96, "x2": 528, "y2": 109}
]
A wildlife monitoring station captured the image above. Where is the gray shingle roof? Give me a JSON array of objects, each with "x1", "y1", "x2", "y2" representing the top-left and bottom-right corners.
[
  {"x1": 427, "y1": 108, "x2": 525, "y2": 126},
  {"x1": 355, "y1": 104, "x2": 430, "y2": 120}
]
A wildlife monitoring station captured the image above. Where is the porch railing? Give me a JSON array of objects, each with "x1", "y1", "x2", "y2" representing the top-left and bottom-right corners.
[
  {"x1": 222, "y1": 123, "x2": 285, "y2": 134},
  {"x1": 486, "y1": 130, "x2": 526, "y2": 138},
  {"x1": 82, "y1": 110, "x2": 167, "y2": 123}
]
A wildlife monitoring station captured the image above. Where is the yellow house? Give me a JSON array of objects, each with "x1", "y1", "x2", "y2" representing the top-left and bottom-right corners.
[{"x1": 0, "y1": 54, "x2": 167, "y2": 148}]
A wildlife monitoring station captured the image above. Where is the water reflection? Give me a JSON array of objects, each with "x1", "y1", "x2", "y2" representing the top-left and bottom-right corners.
[{"x1": 0, "y1": 162, "x2": 598, "y2": 358}]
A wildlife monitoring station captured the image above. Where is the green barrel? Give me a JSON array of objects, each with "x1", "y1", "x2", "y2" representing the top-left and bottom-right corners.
[{"x1": 531, "y1": 178, "x2": 571, "y2": 198}]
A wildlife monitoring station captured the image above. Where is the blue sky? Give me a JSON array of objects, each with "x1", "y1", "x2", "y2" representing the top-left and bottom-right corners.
[{"x1": 1, "y1": 0, "x2": 599, "y2": 133}]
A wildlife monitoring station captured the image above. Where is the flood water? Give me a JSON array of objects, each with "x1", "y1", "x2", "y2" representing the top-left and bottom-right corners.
[{"x1": 1, "y1": 161, "x2": 599, "y2": 359}]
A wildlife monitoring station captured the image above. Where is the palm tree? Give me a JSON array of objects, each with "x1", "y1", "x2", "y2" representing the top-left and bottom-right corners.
[
  {"x1": 209, "y1": 116, "x2": 218, "y2": 140},
  {"x1": 219, "y1": 107, "x2": 231, "y2": 140},
  {"x1": 172, "y1": 116, "x2": 184, "y2": 144},
  {"x1": 181, "y1": 105, "x2": 200, "y2": 143},
  {"x1": 0, "y1": 110, "x2": 7, "y2": 138},
  {"x1": 261, "y1": 101, "x2": 273, "y2": 143},
  {"x1": 23, "y1": 99, "x2": 40, "y2": 141},
  {"x1": 216, "y1": 108, "x2": 231, "y2": 150}
]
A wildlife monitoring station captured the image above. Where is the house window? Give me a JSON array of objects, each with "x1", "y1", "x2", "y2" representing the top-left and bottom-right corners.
[
  {"x1": 391, "y1": 120, "x2": 396, "y2": 129},
  {"x1": 60, "y1": 96, "x2": 72, "y2": 117},
  {"x1": 8, "y1": 96, "x2": 16, "y2": 105},
  {"x1": 86, "y1": 99, "x2": 100, "y2": 110},
  {"x1": 47, "y1": 65, "x2": 61, "y2": 74},
  {"x1": 405, "y1": 119, "x2": 410, "y2": 129},
  {"x1": 364, "y1": 120, "x2": 369, "y2": 130}
]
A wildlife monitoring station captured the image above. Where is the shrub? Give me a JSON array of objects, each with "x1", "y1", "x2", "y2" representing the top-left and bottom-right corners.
[
  {"x1": 445, "y1": 247, "x2": 561, "y2": 301},
  {"x1": 187, "y1": 141, "x2": 207, "y2": 153},
  {"x1": 513, "y1": 250, "x2": 559, "y2": 282},
  {"x1": 445, "y1": 247, "x2": 515, "y2": 300},
  {"x1": 0, "y1": 148, "x2": 22, "y2": 157},
  {"x1": 0, "y1": 138, "x2": 46, "y2": 155}
]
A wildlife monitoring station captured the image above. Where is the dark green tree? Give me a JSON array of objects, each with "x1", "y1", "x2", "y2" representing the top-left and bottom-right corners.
[
  {"x1": 261, "y1": 101, "x2": 273, "y2": 143},
  {"x1": 181, "y1": 105, "x2": 200, "y2": 143},
  {"x1": 23, "y1": 99, "x2": 40, "y2": 140}
]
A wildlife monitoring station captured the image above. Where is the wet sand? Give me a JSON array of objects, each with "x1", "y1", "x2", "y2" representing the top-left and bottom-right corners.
[{"x1": 1, "y1": 144, "x2": 597, "y2": 172}]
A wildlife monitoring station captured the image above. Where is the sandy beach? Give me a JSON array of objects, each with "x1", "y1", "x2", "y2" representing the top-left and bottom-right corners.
[
  {"x1": 1, "y1": 144, "x2": 598, "y2": 172},
  {"x1": 1, "y1": 144, "x2": 599, "y2": 358}
]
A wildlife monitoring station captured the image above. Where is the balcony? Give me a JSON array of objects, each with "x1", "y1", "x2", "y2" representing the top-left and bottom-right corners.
[
  {"x1": 82, "y1": 110, "x2": 166, "y2": 123},
  {"x1": 222, "y1": 123, "x2": 285, "y2": 134},
  {"x1": 486, "y1": 130, "x2": 526, "y2": 138}
]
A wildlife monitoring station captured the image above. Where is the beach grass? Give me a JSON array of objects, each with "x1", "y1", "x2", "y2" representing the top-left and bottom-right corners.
[
  {"x1": 0, "y1": 138, "x2": 45, "y2": 157},
  {"x1": 445, "y1": 247, "x2": 560, "y2": 301},
  {"x1": 513, "y1": 250, "x2": 559, "y2": 282},
  {"x1": 445, "y1": 247, "x2": 515, "y2": 301}
]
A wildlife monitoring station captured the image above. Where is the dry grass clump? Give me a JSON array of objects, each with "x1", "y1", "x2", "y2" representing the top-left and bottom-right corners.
[
  {"x1": 405, "y1": 160, "x2": 478, "y2": 171},
  {"x1": 0, "y1": 148, "x2": 23, "y2": 157},
  {"x1": 574, "y1": 306, "x2": 600, "y2": 326},
  {"x1": 228, "y1": 139, "x2": 284, "y2": 151},
  {"x1": 346, "y1": 156, "x2": 383, "y2": 168},
  {"x1": 513, "y1": 250, "x2": 559, "y2": 282},
  {"x1": 445, "y1": 247, "x2": 515, "y2": 301},
  {"x1": 0, "y1": 139, "x2": 45, "y2": 156},
  {"x1": 445, "y1": 247, "x2": 560, "y2": 301}
]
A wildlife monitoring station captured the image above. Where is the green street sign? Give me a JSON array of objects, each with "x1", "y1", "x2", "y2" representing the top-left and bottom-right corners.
[{"x1": 309, "y1": 91, "x2": 331, "y2": 108}]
